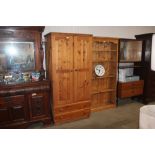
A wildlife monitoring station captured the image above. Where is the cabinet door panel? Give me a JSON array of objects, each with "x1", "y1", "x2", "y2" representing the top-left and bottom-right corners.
[
  {"x1": 9, "y1": 95, "x2": 27, "y2": 122},
  {"x1": 0, "y1": 95, "x2": 27, "y2": 123},
  {"x1": 56, "y1": 72, "x2": 73, "y2": 105},
  {"x1": 0, "y1": 97, "x2": 10, "y2": 124},
  {"x1": 29, "y1": 92, "x2": 49, "y2": 120},
  {"x1": 11, "y1": 106, "x2": 25, "y2": 121},
  {"x1": 74, "y1": 71, "x2": 90, "y2": 101},
  {"x1": 53, "y1": 34, "x2": 73, "y2": 70},
  {"x1": 74, "y1": 36, "x2": 92, "y2": 69},
  {"x1": 52, "y1": 34, "x2": 74, "y2": 106},
  {"x1": 0, "y1": 108, "x2": 10, "y2": 124},
  {"x1": 73, "y1": 36, "x2": 92, "y2": 102}
]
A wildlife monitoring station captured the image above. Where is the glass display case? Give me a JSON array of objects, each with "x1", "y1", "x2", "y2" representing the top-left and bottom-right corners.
[{"x1": 120, "y1": 40, "x2": 142, "y2": 62}]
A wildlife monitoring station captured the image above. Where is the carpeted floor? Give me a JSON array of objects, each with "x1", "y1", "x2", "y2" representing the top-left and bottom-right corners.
[{"x1": 29, "y1": 99, "x2": 155, "y2": 129}]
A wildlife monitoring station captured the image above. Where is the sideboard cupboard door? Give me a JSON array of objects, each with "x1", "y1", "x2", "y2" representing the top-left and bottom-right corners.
[
  {"x1": 9, "y1": 95, "x2": 28, "y2": 122},
  {"x1": 51, "y1": 34, "x2": 74, "y2": 107},
  {"x1": 0, "y1": 98, "x2": 10, "y2": 124},
  {"x1": 0, "y1": 95, "x2": 28, "y2": 127},
  {"x1": 28, "y1": 92, "x2": 50, "y2": 120},
  {"x1": 73, "y1": 36, "x2": 92, "y2": 102}
]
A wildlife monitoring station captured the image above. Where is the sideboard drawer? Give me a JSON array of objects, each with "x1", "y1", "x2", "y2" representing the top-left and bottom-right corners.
[
  {"x1": 118, "y1": 80, "x2": 144, "y2": 98},
  {"x1": 119, "y1": 89, "x2": 134, "y2": 98},
  {"x1": 118, "y1": 87, "x2": 143, "y2": 98},
  {"x1": 118, "y1": 80, "x2": 144, "y2": 89}
]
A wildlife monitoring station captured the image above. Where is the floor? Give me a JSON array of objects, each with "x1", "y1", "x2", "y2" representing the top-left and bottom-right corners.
[{"x1": 29, "y1": 99, "x2": 155, "y2": 129}]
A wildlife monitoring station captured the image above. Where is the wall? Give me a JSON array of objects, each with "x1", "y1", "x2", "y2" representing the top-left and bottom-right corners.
[
  {"x1": 42, "y1": 26, "x2": 155, "y2": 71},
  {"x1": 43, "y1": 26, "x2": 155, "y2": 39}
]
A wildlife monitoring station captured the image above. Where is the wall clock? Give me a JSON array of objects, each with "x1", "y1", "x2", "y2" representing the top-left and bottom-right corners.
[{"x1": 95, "y1": 64, "x2": 105, "y2": 76}]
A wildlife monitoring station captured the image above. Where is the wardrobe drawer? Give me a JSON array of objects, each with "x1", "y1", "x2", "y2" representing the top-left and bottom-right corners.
[
  {"x1": 54, "y1": 109, "x2": 90, "y2": 124},
  {"x1": 54, "y1": 101, "x2": 90, "y2": 114}
]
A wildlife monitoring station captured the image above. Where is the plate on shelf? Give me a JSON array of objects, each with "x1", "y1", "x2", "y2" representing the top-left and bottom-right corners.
[{"x1": 95, "y1": 64, "x2": 105, "y2": 76}]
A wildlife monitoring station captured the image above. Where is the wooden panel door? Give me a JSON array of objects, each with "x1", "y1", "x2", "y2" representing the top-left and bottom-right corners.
[
  {"x1": 10, "y1": 95, "x2": 28, "y2": 122},
  {"x1": 0, "y1": 95, "x2": 28, "y2": 125},
  {"x1": 0, "y1": 98, "x2": 10, "y2": 125},
  {"x1": 73, "y1": 35, "x2": 92, "y2": 102},
  {"x1": 29, "y1": 92, "x2": 50, "y2": 120},
  {"x1": 52, "y1": 34, "x2": 74, "y2": 107}
]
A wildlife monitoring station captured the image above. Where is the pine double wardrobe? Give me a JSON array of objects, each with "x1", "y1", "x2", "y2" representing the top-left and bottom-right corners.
[{"x1": 45, "y1": 32, "x2": 118, "y2": 124}]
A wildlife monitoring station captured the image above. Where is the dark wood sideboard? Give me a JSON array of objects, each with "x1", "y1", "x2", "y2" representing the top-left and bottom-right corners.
[
  {"x1": 0, "y1": 80, "x2": 51, "y2": 128},
  {"x1": 0, "y1": 26, "x2": 52, "y2": 128}
]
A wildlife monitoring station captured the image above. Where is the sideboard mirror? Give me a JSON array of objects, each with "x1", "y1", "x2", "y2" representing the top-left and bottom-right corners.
[
  {"x1": 0, "y1": 41, "x2": 35, "y2": 73},
  {"x1": 0, "y1": 26, "x2": 45, "y2": 84}
]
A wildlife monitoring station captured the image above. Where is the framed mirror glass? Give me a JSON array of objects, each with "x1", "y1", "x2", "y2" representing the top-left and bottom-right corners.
[{"x1": 0, "y1": 41, "x2": 35, "y2": 73}]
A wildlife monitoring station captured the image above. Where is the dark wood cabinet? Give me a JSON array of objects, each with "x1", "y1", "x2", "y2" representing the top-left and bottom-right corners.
[
  {"x1": 135, "y1": 33, "x2": 155, "y2": 103},
  {"x1": 0, "y1": 81, "x2": 51, "y2": 128},
  {"x1": 0, "y1": 26, "x2": 52, "y2": 128},
  {"x1": 117, "y1": 39, "x2": 144, "y2": 99}
]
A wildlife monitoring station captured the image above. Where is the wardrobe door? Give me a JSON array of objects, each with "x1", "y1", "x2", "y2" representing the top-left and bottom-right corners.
[
  {"x1": 52, "y1": 34, "x2": 74, "y2": 107},
  {"x1": 73, "y1": 35, "x2": 92, "y2": 102}
]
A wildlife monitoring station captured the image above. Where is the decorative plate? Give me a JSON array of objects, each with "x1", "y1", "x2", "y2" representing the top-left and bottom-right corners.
[{"x1": 95, "y1": 64, "x2": 105, "y2": 76}]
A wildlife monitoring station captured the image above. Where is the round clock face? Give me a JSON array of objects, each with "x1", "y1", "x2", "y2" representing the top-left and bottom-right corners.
[{"x1": 95, "y1": 65, "x2": 105, "y2": 76}]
